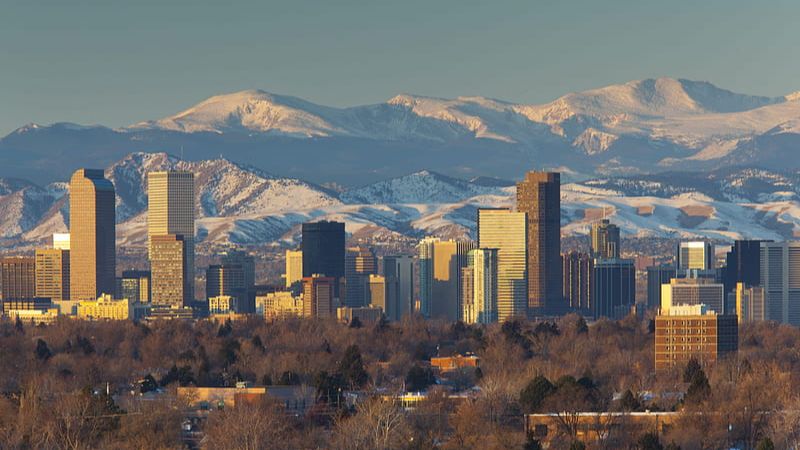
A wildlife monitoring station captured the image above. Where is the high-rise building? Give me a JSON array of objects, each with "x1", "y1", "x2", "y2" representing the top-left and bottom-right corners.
[
  {"x1": 416, "y1": 238, "x2": 474, "y2": 320},
  {"x1": 723, "y1": 240, "x2": 771, "y2": 298},
  {"x1": 285, "y1": 250, "x2": 303, "y2": 288},
  {"x1": 367, "y1": 274, "x2": 400, "y2": 320},
  {"x1": 516, "y1": 171, "x2": 561, "y2": 313},
  {"x1": 221, "y1": 250, "x2": 256, "y2": 312},
  {"x1": 35, "y1": 249, "x2": 70, "y2": 302},
  {"x1": 677, "y1": 241, "x2": 714, "y2": 273},
  {"x1": 562, "y1": 252, "x2": 592, "y2": 311},
  {"x1": 117, "y1": 270, "x2": 151, "y2": 303},
  {"x1": 592, "y1": 258, "x2": 635, "y2": 319},
  {"x1": 760, "y1": 241, "x2": 800, "y2": 325},
  {"x1": 477, "y1": 208, "x2": 528, "y2": 322},
  {"x1": 0, "y1": 257, "x2": 36, "y2": 300},
  {"x1": 301, "y1": 221, "x2": 345, "y2": 297},
  {"x1": 147, "y1": 171, "x2": 195, "y2": 302},
  {"x1": 731, "y1": 282, "x2": 766, "y2": 324},
  {"x1": 646, "y1": 265, "x2": 676, "y2": 310},
  {"x1": 206, "y1": 264, "x2": 246, "y2": 311},
  {"x1": 381, "y1": 255, "x2": 414, "y2": 320},
  {"x1": 654, "y1": 304, "x2": 738, "y2": 371},
  {"x1": 302, "y1": 275, "x2": 335, "y2": 318},
  {"x1": 660, "y1": 277, "x2": 725, "y2": 315},
  {"x1": 590, "y1": 219, "x2": 621, "y2": 259},
  {"x1": 462, "y1": 248, "x2": 498, "y2": 324},
  {"x1": 150, "y1": 235, "x2": 190, "y2": 307},
  {"x1": 345, "y1": 247, "x2": 377, "y2": 307},
  {"x1": 69, "y1": 169, "x2": 116, "y2": 301}
]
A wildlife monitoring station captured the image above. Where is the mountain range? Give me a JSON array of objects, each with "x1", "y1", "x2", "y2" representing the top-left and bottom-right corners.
[
  {"x1": 4, "y1": 78, "x2": 800, "y2": 186},
  {"x1": 2, "y1": 152, "x2": 800, "y2": 251}
]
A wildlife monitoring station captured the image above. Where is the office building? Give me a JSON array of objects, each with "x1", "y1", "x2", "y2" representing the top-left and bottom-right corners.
[
  {"x1": 69, "y1": 169, "x2": 116, "y2": 301},
  {"x1": 382, "y1": 255, "x2": 414, "y2": 319},
  {"x1": 562, "y1": 252, "x2": 592, "y2": 311},
  {"x1": 660, "y1": 277, "x2": 725, "y2": 315},
  {"x1": 208, "y1": 295, "x2": 238, "y2": 314},
  {"x1": 417, "y1": 237, "x2": 438, "y2": 317},
  {"x1": 760, "y1": 241, "x2": 800, "y2": 325},
  {"x1": 462, "y1": 248, "x2": 498, "y2": 324},
  {"x1": 116, "y1": 270, "x2": 151, "y2": 303},
  {"x1": 416, "y1": 238, "x2": 474, "y2": 320},
  {"x1": 302, "y1": 275, "x2": 335, "y2": 318},
  {"x1": 285, "y1": 250, "x2": 303, "y2": 288},
  {"x1": 477, "y1": 208, "x2": 528, "y2": 321},
  {"x1": 1, "y1": 257, "x2": 36, "y2": 300},
  {"x1": 52, "y1": 233, "x2": 70, "y2": 250},
  {"x1": 516, "y1": 171, "x2": 561, "y2": 313},
  {"x1": 221, "y1": 251, "x2": 256, "y2": 312},
  {"x1": 654, "y1": 304, "x2": 738, "y2": 371},
  {"x1": 2, "y1": 298, "x2": 51, "y2": 315},
  {"x1": 206, "y1": 264, "x2": 245, "y2": 311},
  {"x1": 367, "y1": 274, "x2": 399, "y2": 320},
  {"x1": 147, "y1": 171, "x2": 195, "y2": 302},
  {"x1": 345, "y1": 247, "x2": 378, "y2": 307},
  {"x1": 731, "y1": 282, "x2": 766, "y2": 324},
  {"x1": 590, "y1": 219, "x2": 620, "y2": 259},
  {"x1": 35, "y1": 249, "x2": 70, "y2": 302},
  {"x1": 677, "y1": 241, "x2": 714, "y2": 273},
  {"x1": 77, "y1": 294, "x2": 133, "y2": 321},
  {"x1": 301, "y1": 221, "x2": 345, "y2": 298},
  {"x1": 592, "y1": 258, "x2": 635, "y2": 319},
  {"x1": 150, "y1": 235, "x2": 190, "y2": 307},
  {"x1": 337, "y1": 306, "x2": 384, "y2": 323},
  {"x1": 256, "y1": 291, "x2": 304, "y2": 320},
  {"x1": 723, "y1": 240, "x2": 770, "y2": 297},
  {"x1": 7, "y1": 308, "x2": 60, "y2": 325},
  {"x1": 646, "y1": 265, "x2": 676, "y2": 310}
]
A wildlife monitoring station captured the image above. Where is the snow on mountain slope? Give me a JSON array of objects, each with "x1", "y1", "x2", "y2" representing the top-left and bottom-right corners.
[{"x1": 339, "y1": 170, "x2": 511, "y2": 204}]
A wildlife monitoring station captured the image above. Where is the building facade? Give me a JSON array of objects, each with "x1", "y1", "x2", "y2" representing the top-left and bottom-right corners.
[
  {"x1": 302, "y1": 275, "x2": 335, "y2": 318},
  {"x1": 255, "y1": 291, "x2": 304, "y2": 320},
  {"x1": 654, "y1": 304, "x2": 738, "y2": 371},
  {"x1": 285, "y1": 250, "x2": 303, "y2": 288},
  {"x1": 477, "y1": 208, "x2": 528, "y2": 321},
  {"x1": 150, "y1": 235, "x2": 190, "y2": 307},
  {"x1": 382, "y1": 255, "x2": 414, "y2": 320},
  {"x1": 78, "y1": 294, "x2": 133, "y2": 320},
  {"x1": 760, "y1": 241, "x2": 800, "y2": 325},
  {"x1": 462, "y1": 248, "x2": 498, "y2": 324},
  {"x1": 206, "y1": 264, "x2": 246, "y2": 309},
  {"x1": 116, "y1": 270, "x2": 151, "y2": 303},
  {"x1": 646, "y1": 265, "x2": 676, "y2": 310},
  {"x1": 35, "y1": 249, "x2": 70, "y2": 302},
  {"x1": 1, "y1": 256, "x2": 36, "y2": 300},
  {"x1": 677, "y1": 241, "x2": 714, "y2": 273},
  {"x1": 590, "y1": 219, "x2": 620, "y2": 259},
  {"x1": 516, "y1": 171, "x2": 561, "y2": 313},
  {"x1": 345, "y1": 247, "x2": 378, "y2": 308},
  {"x1": 660, "y1": 277, "x2": 725, "y2": 315},
  {"x1": 301, "y1": 221, "x2": 345, "y2": 298},
  {"x1": 69, "y1": 169, "x2": 116, "y2": 301},
  {"x1": 732, "y1": 282, "x2": 766, "y2": 324},
  {"x1": 592, "y1": 258, "x2": 635, "y2": 319},
  {"x1": 562, "y1": 252, "x2": 592, "y2": 312}
]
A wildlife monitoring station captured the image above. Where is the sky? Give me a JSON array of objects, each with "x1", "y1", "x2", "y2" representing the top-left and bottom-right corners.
[{"x1": 1, "y1": 0, "x2": 798, "y2": 135}]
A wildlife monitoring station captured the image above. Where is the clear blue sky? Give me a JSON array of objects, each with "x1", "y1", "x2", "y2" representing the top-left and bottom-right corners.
[{"x1": 1, "y1": 0, "x2": 798, "y2": 135}]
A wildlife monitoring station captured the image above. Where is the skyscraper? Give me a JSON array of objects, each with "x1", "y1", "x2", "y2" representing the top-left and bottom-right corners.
[
  {"x1": 516, "y1": 171, "x2": 561, "y2": 313},
  {"x1": 477, "y1": 208, "x2": 527, "y2": 321},
  {"x1": 723, "y1": 240, "x2": 770, "y2": 298},
  {"x1": 462, "y1": 248, "x2": 498, "y2": 324},
  {"x1": 285, "y1": 250, "x2": 303, "y2": 288},
  {"x1": 150, "y1": 235, "x2": 189, "y2": 307},
  {"x1": 221, "y1": 250, "x2": 256, "y2": 312},
  {"x1": 147, "y1": 171, "x2": 195, "y2": 301},
  {"x1": 116, "y1": 270, "x2": 151, "y2": 303},
  {"x1": 660, "y1": 277, "x2": 725, "y2": 315},
  {"x1": 368, "y1": 274, "x2": 400, "y2": 321},
  {"x1": 382, "y1": 255, "x2": 414, "y2": 320},
  {"x1": 590, "y1": 219, "x2": 620, "y2": 259},
  {"x1": 345, "y1": 247, "x2": 377, "y2": 307},
  {"x1": 760, "y1": 241, "x2": 800, "y2": 325},
  {"x1": 69, "y1": 169, "x2": 116, "y2": 301},
  {"x1": 416, "y1": 238, "x2": 474, "y2": 321},
  {"x1": 677, "y1": 241, "x2": 714, "y2": 273},
  {"x1": 301, "y1": 221, "x2": 345, "y2": 297},
  {"x1": 646, "y1": 265, "x2": 676, "y2": 310},
  {"x1": 0, "y1": 257, "x2": 36, "y2": 300},
  {"x1": 35, "y1": 249, "x2": 70, "y2": 302},
  {"x1": 562, "y1": 252, "x2": 592, "y2": 311},
  {"x1": 592, "y1": 258, "x2": 635, "y2": 319},
  {"x1": 417, "y1": 237, "x2": 438, "y2": 317},
  {"x1": 732, "y1": 282, "x2": 766, "y2": 324}
]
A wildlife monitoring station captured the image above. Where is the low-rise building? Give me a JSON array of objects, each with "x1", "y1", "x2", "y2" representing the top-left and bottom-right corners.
[
  {"x1": 430, "y1": 354, "x2": 480, "y2": 373},
  {"x1": 208, "y1": 295, "x2": 237, "y2": 314},
  {"x1": 255, "y1": 291, "x2": 304, "y2": 320},
  {"x1": 336, "y1": 306, "x2": 383, "y2": 323},
  {"x1": 7, "y1": 308, "x2": 60, "y2": 325},
  {"x1": 77, "y1": 294, "x2": 133, "y2": 320},
  {"x1": 525, "y1": 411, "x2": 679, "y2": 446}
]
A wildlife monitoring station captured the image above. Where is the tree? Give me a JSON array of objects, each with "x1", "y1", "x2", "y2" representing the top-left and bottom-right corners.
[
  {"x1": 349, "y1": 317, "x2": 363, "y2": 329},
  {"x1": 35, "y1": 339, "x2": 52, "y2": 360},
  {"x1": 756, "y1": 438, "x2": 775, "y2": 450},
  {"x1": 619, "y1": 389, "x2": 641, "y2": 412},
  {"x1": 405, "y1": 365, "x2": 435, "y2": 392},
  {"x1": 683, "y1": 358, "x2": 702, "y2": 384},
  {"x1": 685, "y1": 368, "x2": 710, "y2": 404},
  {"x1": 569, "y1": 440, "x2": 586, "y2": 450},
  {"x1": 519, "y1": 375, "x2": 555, "y2": 413},
  {"x1": 332, "y1": 398, "x2": 410, "y2": 450},
  {"x1": 140, "y1": 374, "x2": 158, "y2": 393},
  {"x1": 637, "y1": 432, "x2": 664, "y2": 450},
  {"x1": 339, "y1": 345, "x2": 369, "y2": 389},
  {"x1": 204, "y1": 398, "x2": 292, "y2": 450}
]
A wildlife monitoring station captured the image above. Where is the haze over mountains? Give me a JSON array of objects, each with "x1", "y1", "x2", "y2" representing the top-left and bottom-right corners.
[
  {"x1": 3, "y1": 77, "x2": 800, "y2": 186},
  {"x1": 3, "y1": 152, "x2": 800, "y2": 251}
]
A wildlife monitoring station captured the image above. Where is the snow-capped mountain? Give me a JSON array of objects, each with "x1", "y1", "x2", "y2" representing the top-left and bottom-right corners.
[
  {"x1": 3, "y1": 153, "x2": 800, "y2": 250},
  {"x1": 5, "y1": 77, "x2": 800, "y2": 185}
]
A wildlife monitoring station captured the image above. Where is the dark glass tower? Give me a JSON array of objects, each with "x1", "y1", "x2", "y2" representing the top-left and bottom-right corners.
[{"x1": 302, "y1": 221, "x2": 345, "y2": 296}]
